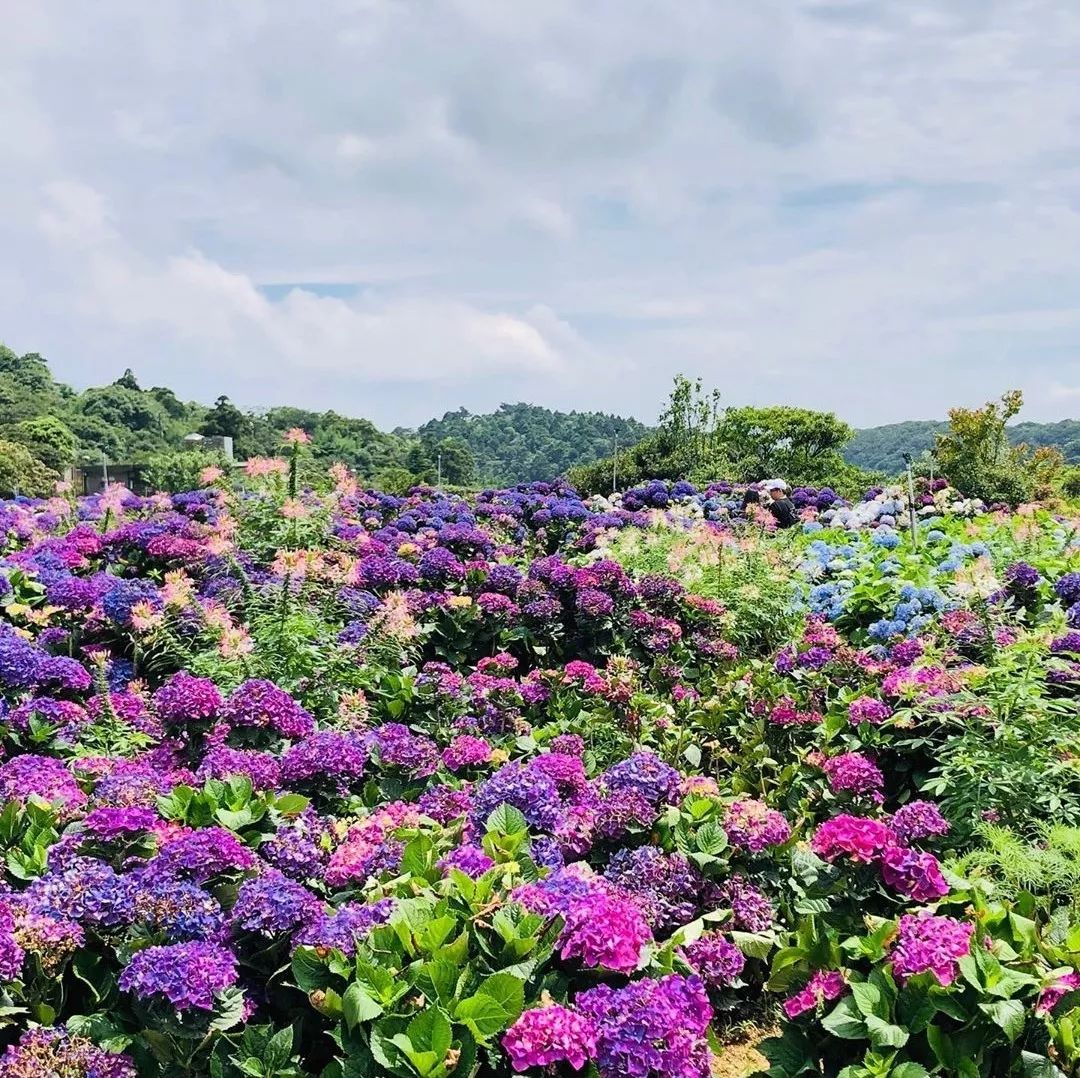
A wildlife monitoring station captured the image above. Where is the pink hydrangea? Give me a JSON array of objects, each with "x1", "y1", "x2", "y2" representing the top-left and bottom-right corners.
[
  {"x1": 724, "y1": 799, "x2": 791, "y2": 854},
  {"x1": 1037, "y1": 971, "x2": 1080, "y2": 1015},
  {"x1": 503, "y1": 1004, "x2": 597, "y2": 1072},
  {"x1": 848, "y1": 697, "x2": 891, "y2": 725},
  {"x1": 811, "y1": 814, "x2": 895, "y2": 863},
  {"x1": 890, "y1": 912, "x2": 974, "y2": 986},
  {"x1": 557, "y1": 892, "x2": 652, "y2": 974}
]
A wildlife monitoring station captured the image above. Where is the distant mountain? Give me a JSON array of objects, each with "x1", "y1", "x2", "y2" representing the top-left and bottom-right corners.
[
  {"x1": 413, "y1": 403, "x2": 652, "y2": 487},
  {"x1": 845, "y1": 419, "x2": 1080, "y2": 474}
]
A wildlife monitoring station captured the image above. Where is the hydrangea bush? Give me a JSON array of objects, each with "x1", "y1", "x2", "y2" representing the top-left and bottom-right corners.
[{"x1": 0, "y1": 457, "x2": 1073, "y2": 1076}]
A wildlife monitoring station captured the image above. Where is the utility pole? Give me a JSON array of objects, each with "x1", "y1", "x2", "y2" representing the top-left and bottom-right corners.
[
  {"x1": 101, "y1": 451, "x2": 110, "y2": 490},
  {"x1": 437, "y1": 451, "x2": 442, "y2": 488},
  {"x1": 902, "y1": 453, "x2": 919, "y2": 550},
  {"x1": 612, "y1": 434, "x2": 618, "y2": 494}
]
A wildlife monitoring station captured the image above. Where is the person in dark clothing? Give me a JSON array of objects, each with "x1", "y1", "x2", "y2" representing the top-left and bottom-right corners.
[
  {"x1": 740, "y1": 487, "x2": 760, "y2": 512},
  {"x1": 765, "y1": 482, "x2": 798, "y2": 529}
]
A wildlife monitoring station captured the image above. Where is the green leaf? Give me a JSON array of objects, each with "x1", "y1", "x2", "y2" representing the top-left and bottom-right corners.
[
  {"x1": 1020, "y1": 1051, "x2": 1068, "y2": 1078},
  {"x1": 851, "y1": 981, "x2": 888, "y2": 1021},
  {"x1": 731, "y1": 931, "x2": 774, "y2": 960},
  {"x1": 455, "y1": 973, "x2": 525, "y2": 1042},
  {"x1": 342, "y1": 983, "x2": 384, "y2": 1028},
  {"x1": 821, "y1": 997, "x2": 867, "y2": 1040},
  {"x1": 291, "y1": 947, "x2": 329, "y2": 992},
  {"x1": 485, "y1": 803, "x2": 528, "y2": 835},
  {"x1": 978, "y1": 998, "x2": 1026, "y2": 1042},
  {"x1": 890, "y1": 1065, "x2": 930, "y2": 1078},
  {"x1": 863, "y1": 1014, "x2": 908, "y2": 1049}
]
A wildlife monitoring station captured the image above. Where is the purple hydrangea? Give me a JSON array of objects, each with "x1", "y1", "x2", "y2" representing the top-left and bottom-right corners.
[
  {"x1": 152, "y1": 672, "x2": 223, "y2": 725},
  {"x1": 601, "y1": 751, "x2": 681, "y2": 806},
  {"x1": 439, "y1": 845, "x2": 495, "y2": 879},
  {"x1": 292, "y1": 898, "x2": 395, "y2": 956},
  {"x1": 889, "y1": 800, "x2": 950, "y2": 845},
  {"x1": 0, "y1": 1027, "x2": 137, "y2": 1078},
  {"x1": 723, "y1": 800, "x2": 791, "y2": 854},
  {"x1": 230, "y1": 870, "x2": 321, "y2": 936},
  {"x1": 604, "y1": 847, "x2": 700, "y2": 932},
  {"x1": 890, "y1": 912, "x2": 974, "y2": 986},
  {"x1": 220, "y1": 679, "x2": 315, "y2": 739},
  {"x1": 119, "y1": 941, "x2": 238, "y2": 1011},
  {"x1": 679, "y1": 933, "x2": 745, "y2": 988},
  {"x1": 576, "y1": 974, "x2": 713, "y2": 1078},
  {"x1": 472, "y1": 762, "x2": 563, "y2": 833},
  {"x1": 557, "y1": 890, "x2": 652, "y2": 973},
  {"x1": 503, "y1": 1005, "x2": 598, "y2": 1073},
  {"x1": 281, "y1": 732, "x2": 367, "y2": 795}
]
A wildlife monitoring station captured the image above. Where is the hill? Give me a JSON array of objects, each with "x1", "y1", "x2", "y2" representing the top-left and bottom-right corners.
[
  {"x1": 413, "y1": 404, "x2": 651, "y2": 487},
  {"x1": 844, "y1": 419, "x2": 1080, "y2": 474}
]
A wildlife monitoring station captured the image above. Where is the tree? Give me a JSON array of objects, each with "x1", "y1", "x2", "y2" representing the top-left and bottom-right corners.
[
  {"x1": 113, "y1": 368, "x2": 141, "y2": 391},
  {"x1": 78, "y1": 385, "x2": 166, "y2": 435},
  {"x1": 0, "y1": 440, "x2": 58, "y2": 497},
  {"x1": 714, "y1": 405, "x2": 855, "y2": 484},
  {"x1": 199, "y1": 396, "x2": 247, "y2": 439},
  {"x1": 9, "y1": 416, "x2": 77, "y2": 472},
  {"x1": 933, "y1": 391, "x2": 1050, "y2": 506}
]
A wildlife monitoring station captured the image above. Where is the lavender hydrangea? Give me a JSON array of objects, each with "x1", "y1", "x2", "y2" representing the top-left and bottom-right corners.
[{"x1": 119, "y1": 941, "x2": 238, "y2": 1011}]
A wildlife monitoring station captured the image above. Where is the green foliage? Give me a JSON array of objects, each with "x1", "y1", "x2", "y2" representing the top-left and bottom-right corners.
[
  {"x1": 571, "y1": 376, "x2": 874, "y2": 495},
  {"x1": 932, "y1": 391, "x2": 1065, "y2": 506},
  {"x1": 8, "y1": 416, "x2": 78, "y2": 471},
  {"x1": 0, "y1": 439, "x2": 58, "y2": 497},
  {"x1": 142, "y1": 449, "x2": 231, "y2": 494},
  {"x1": 405, "y1": 437, "x2": 476, "y2": 487}
]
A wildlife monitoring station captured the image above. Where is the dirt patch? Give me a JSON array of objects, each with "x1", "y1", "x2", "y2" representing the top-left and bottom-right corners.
[{"x1": 712, "y1": 1024, "x2": 775, "y2": 1078}]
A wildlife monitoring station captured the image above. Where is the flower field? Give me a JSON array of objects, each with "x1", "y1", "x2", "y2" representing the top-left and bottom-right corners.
[{"x1": 0, "y1": 450, "x2": 1078, "y2": 1077}]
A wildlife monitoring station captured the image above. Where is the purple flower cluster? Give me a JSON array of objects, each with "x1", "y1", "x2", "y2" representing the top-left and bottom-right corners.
[
  {"x1": 679, "y1": 932, "x2": 745, "y2": 987},
  {"x1": 576, "y1": 974, "x2": 713, "y2": 1078},
  {"x1": 601, "y1": 751, "x2": 681, "y2": 806},
  {"x1": 604, "y1": 847, "x2": 700, "y2": 931},
  {"x1": 119, "y1": 940, "x2": 238, "y2": 1011},
  {"x1": 890, "y1": 912, "x2": 974, "y2": 985},
  {"x1": 889, "y1": 800, "x2": 950, "y2": 845},
  {"x1": 152, "y1": 671, "x2": 223, "y2": 725},
  {"x1": 220, "y1": 679, "x2": 315, "y2": 739},
  {"x1": 503, "y1": 1004, "x2": 597, "y2": 1072},
  {"x1": 822, "y1": 752, "x2": 884, "y2": 797},
  {"x1": 230, "y1": 870, "x2": 320, "y2": 936},
  {"x1": 783, "y1": 970, "x2": 847, "y2": 1018},
  {"x1": 0, "y1": 1027, "x2": 137, "y2": 1078},
  {"x1": 557, "y1": 890, "x2": 652, "y2": 973},
  {"x1": 281, "y1": 732, "x2": 366, "y2": 794},
  {"x1": 293, "y1": 898, "x2": 395, "y2": 956}
]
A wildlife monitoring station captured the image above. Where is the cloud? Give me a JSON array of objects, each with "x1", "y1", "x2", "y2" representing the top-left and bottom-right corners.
[{"x1": 3, "y1": 1, "x2": 1080, "y2": 427}]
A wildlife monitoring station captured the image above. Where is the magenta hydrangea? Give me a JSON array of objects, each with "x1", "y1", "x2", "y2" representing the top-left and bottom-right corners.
[
  {"x1": 822, "y1": 752, "x2": 884, "y2": 796},
  {"x1": 557, "y1": 891, "x2": 652, "y2": 974},
  {"x1": 0, "y1": 755, "x2": 86, "y2": 816},
  {"x1": 503, "y1": 1004, "x2": 597, "y2": 1072},
  {"x1": 848, "y1": 696, "x2": 891, "y2": 725},
  {"x1": 442, "y1": 735, "x2": 492, "y2": 772},
  {"x1": 783, "y1": 970, "x2": 847, "y2": 1018},
  {"x1": 890, "y1": 912, "x2": 974, "y2": 985},
  {"x1": 280, "y1": 732, "x2": 367, "y2": 795},
  {"x1": 811, "y1": 814, "x2": 895, "y2": 863}
]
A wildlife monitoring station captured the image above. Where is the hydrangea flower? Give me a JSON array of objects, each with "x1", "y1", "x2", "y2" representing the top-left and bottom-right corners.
[
  {"x1": 119, "y1": 941, "x2": 239, "y2": 1011},
  {"x1": 557, "y1": 891, "x2": 652, "y2": 974},
  {"x1": 811, "y1": 815, "x2": 895, "y2": 863},
  {"x1": 679, "y1": 933, "x2": 745, "y2": 988},
  {"x1": 293, "y1": 899, "x2": 395, "y2": 956},
  {"x1": 576, "y1": 974, "x2": 713, "y2": 1078},
  {"x1": 723, "y1": 799, "x2": 791, "y2": 853},
  {"x1": 879, "y1": 846, "x2": 949, "y2": 902},
  {"x1": 823, "y1": 753, "x2": 884, "y2": 796},
  {"x1": 503, "y1": 1004, "x2": 597, "y2": 1072},
  {"x1": 783, "y1": 970, "x2": 847, "y2": 1018},
  {"x1": 889, "y1": 800, "x2": 950, "y2": 845},
  {"x1": 890, "y1": 912, "x2": 974, "y2": 985},
  {"x1": 0, "y1": 1027, "x2": 137, "y2": 1078},
  {"x1": 230, "y1": 870, "x2": 321, "y2": 936}
]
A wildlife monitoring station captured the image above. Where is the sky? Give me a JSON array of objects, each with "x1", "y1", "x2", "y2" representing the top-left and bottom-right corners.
[{"x1": 4, "y1": 0, "x2": 1080, "y2": 429}]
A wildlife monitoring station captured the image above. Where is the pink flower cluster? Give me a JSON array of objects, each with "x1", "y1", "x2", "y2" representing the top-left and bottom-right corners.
[
  {"x1": 768, "y1": 697, "x2": 822, "y2": 727},
  {"x1": 557, "y1": 891, "x2": 653, "y2": 974},
  {"x1": 724, "y1": 799, "x2": 791, "y2": 854},
  {"x1": 847, "y1": 696, "x2": 891, "y2": 725},
  {"x1": 811, "y1": 813, "x2": 949, "y2": 902},
  {"x1": 783, "y1": 970, "x2": 847, "y2": 1018},
  {"x1": 503, "y1": 1003, "x2": 597, "y2": 1072}
]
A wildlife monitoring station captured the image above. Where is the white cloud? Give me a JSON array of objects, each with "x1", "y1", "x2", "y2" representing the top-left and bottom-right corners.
[{"x1": 3, "y1": 0, "x2": 1080, "y2": 426}]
